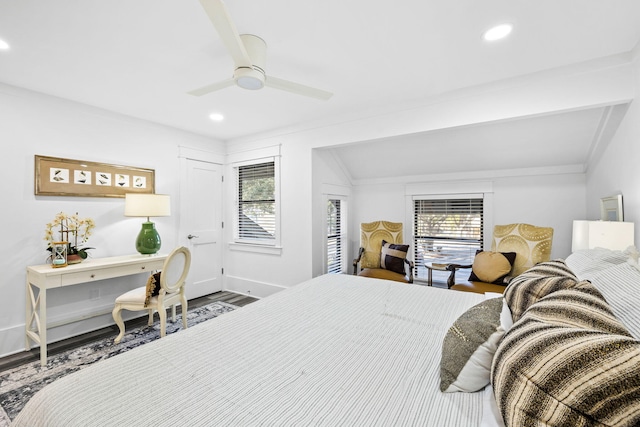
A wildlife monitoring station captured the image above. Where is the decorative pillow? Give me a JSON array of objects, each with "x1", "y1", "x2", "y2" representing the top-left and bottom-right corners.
[
  {"x1": 503, "y1": 259, "x2": 578, "y2": 322},
  {"x1": 468, "y1": 251, "x2": 517, "y2": 284},
  {"x1": 380, "y1": 240, "x2": 409, "y2": 275},
  {"x1": 492, "y1": 283, "x2": 640, "y2": 427},
  {"x1": 144, "y1": 271, "x2": 162, "y2": 307},
  {"x1": 440, "y1": 297, "x2": 509, "y2": 393}
]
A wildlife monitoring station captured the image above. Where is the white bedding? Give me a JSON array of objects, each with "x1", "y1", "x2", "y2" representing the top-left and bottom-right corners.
[
  {"x1": 13, "y1": 274, "x2": 486, "y2": 426},
  {"x1": 565, "y1": 247, "x2": 640, "y2": 339}
]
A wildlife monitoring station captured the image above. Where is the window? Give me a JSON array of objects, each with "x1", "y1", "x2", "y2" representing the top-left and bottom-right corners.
[
  {"x1": 326, "y1": 198, "x2": 343, "y2": 273},
  {"x1": 237, "y1": 161, "x2": 276, "y2": 243},
  {"x1": 413, "y1": 197, "x2": 483, "y2": 282}
]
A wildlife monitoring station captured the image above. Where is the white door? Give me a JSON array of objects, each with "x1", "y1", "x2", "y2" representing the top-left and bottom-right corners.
[{"x1": 180, "y1": 158, "x2": 222, "y2": 299}]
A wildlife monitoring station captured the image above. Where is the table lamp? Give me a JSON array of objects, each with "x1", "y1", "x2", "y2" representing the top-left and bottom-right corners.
[
  {"x1": 124, "y1": 193, "x2": 171, "y2": 255},
  {"x1": 571, "y1": 220, "x2": 635, "y2": 252}
]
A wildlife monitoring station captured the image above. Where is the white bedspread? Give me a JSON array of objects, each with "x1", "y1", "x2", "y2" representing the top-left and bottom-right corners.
[{"x1": 13, "y1": 274, "x2": 485, "y2": 426}]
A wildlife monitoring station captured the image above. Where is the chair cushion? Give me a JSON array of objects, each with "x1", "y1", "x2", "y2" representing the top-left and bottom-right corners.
[
  {"x1": 358, "y1": 267, "x2": 408, "y2": 283},
  {"x1": 380, "y1": 240, "x2": 409, "y2": 274},
  {"x1": 440, "y1": 296, "x2": 510, "y2": 393},
  {"x1": 114, "y1": 286, "x2": 148, "y2": 304},
  {"x1": 144, "y1": 272, "x2": 162, "y2": 307},
  {"x1": 450, "y1": 281, "x2": 507, "y2": 294},
  {"x1": 468, "y1": 251, "x2": 516, "y2": 284}
]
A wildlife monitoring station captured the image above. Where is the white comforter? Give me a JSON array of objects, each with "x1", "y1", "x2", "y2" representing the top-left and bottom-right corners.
[{"x1": 13, "y1": 274, "x2": 485, "y2": 426}]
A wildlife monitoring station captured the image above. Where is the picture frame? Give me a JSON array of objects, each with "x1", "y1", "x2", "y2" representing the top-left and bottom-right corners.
[
  {"x1": 600, "y1": 194, "x2": 624, "y2": 221},
  {"x1": 35, "y1": 155, "x2": 155, "y2": 198}
]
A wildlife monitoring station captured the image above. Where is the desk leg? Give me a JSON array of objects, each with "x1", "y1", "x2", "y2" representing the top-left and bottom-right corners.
[
  {"x1": 25, "y1": 281, "x2": 47, "y2": 366},
  {"x1": 427, "y1": 268, "x2": 433, "y2": 286},
  {"x1": 25, "y1": 280, "x2": 31, "y2": 351},
  {"x1": 39, "y1": 288, "x2": 47, "y2": 366}
]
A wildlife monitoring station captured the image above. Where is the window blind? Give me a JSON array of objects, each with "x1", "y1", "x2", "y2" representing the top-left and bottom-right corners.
[
  {"x1": 327, "y1": 199, "x2": 342, "y2": 273},
  {"x1": 413, "y1": 198, "x2": 483, "y2": 280},
  {"x1": 238, "y1": 161, "x2": 275, "y2": 241}
]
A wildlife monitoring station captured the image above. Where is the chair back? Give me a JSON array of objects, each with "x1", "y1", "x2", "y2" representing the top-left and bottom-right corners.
[
  {"x1": 360, "y1": 221, "x2": 404, "y2": 269},
  {"x1": 160, "y1": 246, "x2": 192, "y2": 294},
  {"x1": 491, "y1": 223, "x2": 553, "y2": 276}
]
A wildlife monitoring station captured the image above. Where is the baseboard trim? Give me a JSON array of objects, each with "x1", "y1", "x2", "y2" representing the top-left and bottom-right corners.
[{"x1": 224, "y1": 275, "x2": 285, "y2": 299}]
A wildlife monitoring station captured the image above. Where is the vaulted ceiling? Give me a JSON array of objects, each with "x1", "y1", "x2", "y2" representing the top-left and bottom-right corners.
[{"x1": 1, "y1": 1, "x2": 639, "y2": 179}]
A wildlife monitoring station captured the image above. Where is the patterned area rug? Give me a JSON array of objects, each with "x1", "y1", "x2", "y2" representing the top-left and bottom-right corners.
[{"x1": 0, "y1": 301, "x2": 237, "y2": 426}]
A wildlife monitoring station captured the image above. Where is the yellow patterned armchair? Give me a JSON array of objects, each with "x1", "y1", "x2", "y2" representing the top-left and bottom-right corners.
[
  {"x1": 448, "y1": 223, "x2": 554, "y2": 294},
  {"x1": 353, "y1": 221, "x2": 414, "y2": 283}
]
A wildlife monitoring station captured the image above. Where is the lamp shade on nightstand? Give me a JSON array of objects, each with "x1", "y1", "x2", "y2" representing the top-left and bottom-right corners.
[
  {"x1": 572, "y1": 220, "x2": 635, "y2": 252},
  {"x1": 124, "y1": 194, "x2": 171, "y2": 255}
]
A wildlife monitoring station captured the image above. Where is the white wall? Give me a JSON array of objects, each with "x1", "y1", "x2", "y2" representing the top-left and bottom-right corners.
[
  {"x1": 586, "y1": 47, "x2": 640, "y2": 245},
  {"x1": 351, "y1": 173, "x2": 585, "y2": 265},
  {"x1": 0, "y1": 84, "x2": 224, "y2": 358},
  {"x1": 222, "y1": 142, "x2": 316, "y2": 297}
]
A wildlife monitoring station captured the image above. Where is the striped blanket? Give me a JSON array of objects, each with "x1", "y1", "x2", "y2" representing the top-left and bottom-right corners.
[{"x1": 493, "y1": 256, "x2": 640, "y2": 426}]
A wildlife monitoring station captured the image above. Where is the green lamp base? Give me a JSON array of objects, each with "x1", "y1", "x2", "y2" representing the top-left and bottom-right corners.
[{"x1": 136, "y1": 221, "x2": 161, "y2": 255}]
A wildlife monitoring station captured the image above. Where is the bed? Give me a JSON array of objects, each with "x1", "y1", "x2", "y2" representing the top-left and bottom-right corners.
[{"x1": 12, "y1": 247, "x2": 640, "y2": 427}]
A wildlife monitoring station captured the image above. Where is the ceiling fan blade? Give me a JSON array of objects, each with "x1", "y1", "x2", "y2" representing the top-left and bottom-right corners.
[
  {"x1": 265, "y1": 76, "x2": 333, "y2": 101},
  {"x1": 187, "y1": 78, "x2": 235, "y2": 96},
  {"x1": 198, "y1": 0, "x2": 252, "y2": 68}
]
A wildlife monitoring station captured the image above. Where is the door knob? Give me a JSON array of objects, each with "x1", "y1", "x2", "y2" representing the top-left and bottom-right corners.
[{"x1": 187, "y1": 234, "x2": 199, "y2": 240}]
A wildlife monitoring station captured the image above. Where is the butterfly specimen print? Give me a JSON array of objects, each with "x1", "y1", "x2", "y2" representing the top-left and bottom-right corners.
[
  {"x1": 116, "y1": 174, "x2": 130, "y2": 187},
  {"x1": 49, "y1": 168, "x2": 69, "y2": 183},
  {"x1": 133, "y1": 176, "x2": 146, "y2": 188},
  {"x1": 74, "y1": 170, "x2": 91, "y2": 185},
  {"x1": 96, "y1": 172, "x2": 112, "y2": 186}
]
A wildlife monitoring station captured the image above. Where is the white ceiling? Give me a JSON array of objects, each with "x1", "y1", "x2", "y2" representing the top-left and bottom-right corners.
[
  {"x1": 1, "y1": 1, "x2": 639, "y2": 179},
  {"x1": 330, "y1": 107, "x2": 609, "y2": 182}
]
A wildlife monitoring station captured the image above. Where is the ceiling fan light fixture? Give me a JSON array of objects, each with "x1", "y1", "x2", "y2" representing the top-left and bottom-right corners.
[{"x1": 234, "y1": 67, "x2": 265, "y2": 90}]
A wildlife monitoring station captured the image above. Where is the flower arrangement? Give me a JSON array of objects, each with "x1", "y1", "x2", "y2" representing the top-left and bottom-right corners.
[{"x1": 45, "y1": 212, "x2": 96, "y2": 261}]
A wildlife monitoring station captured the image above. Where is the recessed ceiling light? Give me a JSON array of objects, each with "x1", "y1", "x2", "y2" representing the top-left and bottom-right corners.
[
  {"x1": 0, "y1": 39, "x2": 10, "y2": 50},
  {"x1": 483, "y1": 24, "x2": 513, "y2": 41},
  {"x1": 209, "y1": 113, "x2": 224, "y2": 122}
]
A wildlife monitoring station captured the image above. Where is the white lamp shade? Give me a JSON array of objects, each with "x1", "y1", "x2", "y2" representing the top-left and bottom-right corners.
[
  {"x1": 124, "y1": 194, "x2": 171, "y2": 217},
  {"x1": 572, "y1": 220, "x2": 635, "y2": 252}
]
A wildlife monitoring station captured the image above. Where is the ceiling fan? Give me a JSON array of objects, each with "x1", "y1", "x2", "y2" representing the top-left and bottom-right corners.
[{"x1": 188, "y1": 0, "x2": 332, "y2": 100}]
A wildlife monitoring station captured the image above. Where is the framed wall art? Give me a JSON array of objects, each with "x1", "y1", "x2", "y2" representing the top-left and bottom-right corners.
[
  {"x1": 600, "y1": 194, "x2": 624, "y2": 221},
  {"x1": 35, "y1": 155, "x2": 155, "y2": 198}
]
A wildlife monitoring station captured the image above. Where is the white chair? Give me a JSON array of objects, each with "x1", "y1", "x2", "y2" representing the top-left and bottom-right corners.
[{"x1": 112, "y1": 246, "x2": 192, "y2": 344}]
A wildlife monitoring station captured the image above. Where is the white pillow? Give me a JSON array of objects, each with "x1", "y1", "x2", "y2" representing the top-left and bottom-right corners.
[
  {"x1": 481, "y1": 385, "x2": 506, "y2": 427},
  {"x1": 485, "y1": 293, "x2": 514, "y2": 332}
]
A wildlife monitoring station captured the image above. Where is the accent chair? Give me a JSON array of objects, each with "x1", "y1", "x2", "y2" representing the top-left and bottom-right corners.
[
  {"x1": 447, "y1": 223, "x2": 554, "y2": 294},
  {"x1": 353, "y1": 220, "x2": 414, "y2": 283}
]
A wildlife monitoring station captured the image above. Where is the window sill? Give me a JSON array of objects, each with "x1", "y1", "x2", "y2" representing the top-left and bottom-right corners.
[{"x1": 229, "y1": 242, "x2": 283, "y2": 255}]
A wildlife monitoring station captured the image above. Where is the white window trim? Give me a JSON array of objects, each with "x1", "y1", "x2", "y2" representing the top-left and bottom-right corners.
[
  {"x1": 324, "y1": 194, "x2": 349, "y2": 274},
  {"x1": 405, "y1": 181, "x2": 494, "y2": 249},
  {"x1": 409, "y1": 193, "x2": 489, "y2": 284},
  {"x1": 230, "y1": 154, "x2": 282, "y2": 254}
]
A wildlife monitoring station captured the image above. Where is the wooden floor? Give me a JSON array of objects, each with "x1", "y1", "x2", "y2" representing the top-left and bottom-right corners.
[{"x1": 0, "y1": 291, "x2": 258, "y2": 372}]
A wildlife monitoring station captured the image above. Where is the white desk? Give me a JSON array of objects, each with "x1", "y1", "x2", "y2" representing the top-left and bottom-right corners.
[{"x1": 26, "y1": 254, "x2": 167, "y2": 366}]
